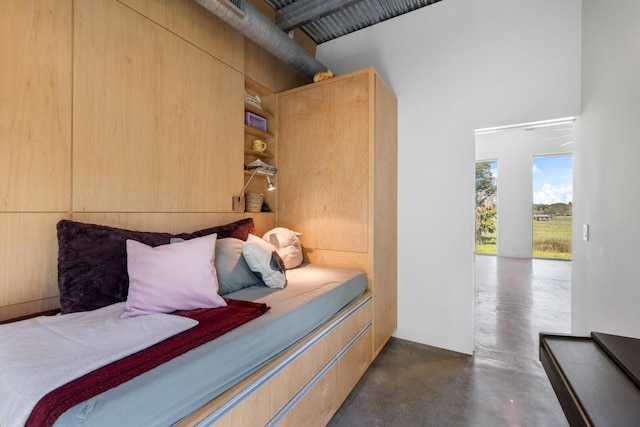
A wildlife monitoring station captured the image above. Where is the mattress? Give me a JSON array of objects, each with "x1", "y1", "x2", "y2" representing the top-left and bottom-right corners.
[{"x1": 53, "y1": 264, "x2": 367, "y2": 427}]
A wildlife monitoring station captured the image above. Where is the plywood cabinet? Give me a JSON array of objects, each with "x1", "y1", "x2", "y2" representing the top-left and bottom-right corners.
[{"x1": 277, "y1": 67, "x2": 398, "y2": 356}]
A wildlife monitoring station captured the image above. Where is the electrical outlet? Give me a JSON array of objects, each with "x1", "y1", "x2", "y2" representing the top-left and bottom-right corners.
[
  {"x1": 232, "y1": 196, "x2": 245, "y2": 212},
  {"x1": 583, "y1": 224, "x2": 589, "y2": 241}
]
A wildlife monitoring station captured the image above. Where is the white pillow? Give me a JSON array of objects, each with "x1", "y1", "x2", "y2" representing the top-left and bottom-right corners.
[
  {"x1": 242, "y1": 234, "x2": 287, "y2": 289},
  {"x1": 122, "y1": 233, "x2": 227, "y2": 318},
  {"x1": 262, "y1": 227, "x2": 303, "y2": 269}
]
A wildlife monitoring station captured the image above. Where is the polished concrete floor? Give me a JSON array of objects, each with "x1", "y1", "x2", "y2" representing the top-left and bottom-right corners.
[{"x1": 328, "y1": 255, "x2": 572, "y2": 426}]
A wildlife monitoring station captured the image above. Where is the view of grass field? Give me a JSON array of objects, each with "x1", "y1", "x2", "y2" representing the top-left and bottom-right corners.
[
  {"x1": 475, "y1": 232, "x2": 496, "y2": 255},
  {"x1": 532, "y1": 220, "x2": 572, "y2": 259},
  {"x1": 475, "y1": 155, "x2": 573, "y2": 259},
  {"x1": 474, "y1": 220, "x2": 572, "y2": 259}
]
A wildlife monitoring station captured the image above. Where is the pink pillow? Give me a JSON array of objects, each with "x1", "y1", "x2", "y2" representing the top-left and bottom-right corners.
[{"x1": 121, "y1": 234, "x2": 227, "y2": 318}]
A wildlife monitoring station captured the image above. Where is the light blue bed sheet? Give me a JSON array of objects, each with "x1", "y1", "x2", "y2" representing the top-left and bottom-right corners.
[{"x1": 53, "y1": 264, "x2": 367, "y2": 427}]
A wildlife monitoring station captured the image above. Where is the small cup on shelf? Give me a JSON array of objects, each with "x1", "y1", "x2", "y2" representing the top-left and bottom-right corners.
[{"x1": 252, "y1": 139, "x2": 267, "y2": 152}]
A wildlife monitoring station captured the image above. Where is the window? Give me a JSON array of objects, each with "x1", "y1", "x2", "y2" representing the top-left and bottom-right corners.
[
  {"x1": 532, "y1": 155, "x2": 573, "y2": 259},
  {"x1": 475, "y1": 160, "x2": 497, "y2": 254}
]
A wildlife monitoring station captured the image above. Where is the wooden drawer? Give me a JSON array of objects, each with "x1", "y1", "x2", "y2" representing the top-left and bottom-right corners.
[
  {"x1": 180, "y1": 294, "x2": 373, "y2": 427},
  {"x1": 275, "y1": 364, "x2": 339, "y2": 427},
  {"x1": 212, "y1": 384, "x2": 270, "y2": 427},
  {"x1": 272, "y1": 300, "x2": 373, "y2": 425},
  {"x1": 338, "y1": 326, "x2": 373, "y2": 403},
  {"x1": 269, "y1": 298, "x2": 372, "y2": 416},
  {"x1": 269, "y1": 326, "x2": 341, "y2": 414},
  {"x1": 338, "y1": 298, "x2": 372, "y2": 351}
]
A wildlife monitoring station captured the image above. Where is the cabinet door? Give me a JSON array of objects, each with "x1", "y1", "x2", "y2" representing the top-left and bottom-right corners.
[{"x1": 277, "y1": 74, "x2": 370, "y2": 253}]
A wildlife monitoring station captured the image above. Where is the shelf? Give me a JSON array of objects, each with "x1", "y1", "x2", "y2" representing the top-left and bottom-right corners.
[
  {"x1": 244, "y1": 169, "x2": 275, "y2": 177},
  {"x1": 244, "y1": 77, "x2": 276, "y2": 215},
  {"x1": 245, "y1": 77, "x2": 271, "y2": 96},
  {"x1": 244, "y1": 149, "x2": 273, "y2": 159},
  {"x1": 244, "y1": 125, "x2": 273, "y2": 140},
  {"x1": 245, "y1": 103, "x2": 273, "y2": 119}
]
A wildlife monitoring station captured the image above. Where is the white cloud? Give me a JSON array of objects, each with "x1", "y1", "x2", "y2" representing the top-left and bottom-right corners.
[
  {"x1": 533, "y1": 183, "x2": 573, "y2": 204},
  {"x1": 532, "y1": 164, "x2": 541, "y2": 174}
]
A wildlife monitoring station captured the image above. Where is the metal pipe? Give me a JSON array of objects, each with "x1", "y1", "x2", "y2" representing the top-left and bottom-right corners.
[{"x1": 194, "y1": 0, "x2": 328, "y2": 79}]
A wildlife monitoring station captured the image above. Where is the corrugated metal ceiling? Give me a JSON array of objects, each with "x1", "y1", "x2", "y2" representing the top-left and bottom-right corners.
[{"x1": 263, "y1": 0, "x2": 443, "y2": 44}]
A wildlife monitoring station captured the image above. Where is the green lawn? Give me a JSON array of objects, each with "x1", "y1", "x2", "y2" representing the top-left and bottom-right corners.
[
  {"x1": 533, "y1": 220, "x2": 572, "y2": 259},
  {"x1": 475, "y1": 220, "x2": 572, "y2": 259},
  {"x1": 475, "y1": 234, "x2": 496, "y2": 255}
]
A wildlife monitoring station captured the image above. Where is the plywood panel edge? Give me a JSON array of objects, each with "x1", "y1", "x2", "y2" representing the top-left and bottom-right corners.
[
  {"x1": 0, "y1": 297, "x2": 60, "y2": 322},
  {"x1": 120, "y1": 0, "x2": 244, "y2": 72},
  {"x1": 0, "y1": 212, "x2": 68, "y2": 320},
  {"x1": 302, "y1": 249, "x2": 369, "y2": 276},
  {"x1": 70, "y1": 213, "x2": 245, "y2": 234},
  {"x1": 277, "y1": 67, "x2": 375, "y2": 99},
  {"x1": 372, "y1": 72, "x2": 398, "y2": 355}
]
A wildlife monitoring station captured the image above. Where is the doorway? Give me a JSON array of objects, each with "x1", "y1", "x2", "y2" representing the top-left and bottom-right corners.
[
  {"x1": 475, "y1": 119, "x2": 574, "y2": 258},
  {"x1": 474, "y1": 118, "x2": 574, "y2": 355}
]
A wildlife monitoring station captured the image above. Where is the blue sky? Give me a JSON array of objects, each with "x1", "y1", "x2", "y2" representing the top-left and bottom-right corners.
[{"x1": 532, "y1": 155, "x2": 573, "y2": 204}]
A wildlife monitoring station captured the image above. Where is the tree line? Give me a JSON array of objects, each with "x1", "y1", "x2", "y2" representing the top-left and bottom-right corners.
[{"x1": 533, "y1": 202, "x2": 572, "y2": 216}]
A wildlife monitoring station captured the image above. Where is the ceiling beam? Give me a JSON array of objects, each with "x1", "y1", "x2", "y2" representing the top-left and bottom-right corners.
[{"x1": 275, "y1": 0, "x2": 368, "y2": 32}]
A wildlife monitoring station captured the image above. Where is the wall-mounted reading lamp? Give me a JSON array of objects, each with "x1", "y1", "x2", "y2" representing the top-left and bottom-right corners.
[
  {"x1": 265, "y1": 173, "x2": 275, "y2": 192},
  {"x1": 232, "y1": 168, "x2": 275, "y2": 212}
]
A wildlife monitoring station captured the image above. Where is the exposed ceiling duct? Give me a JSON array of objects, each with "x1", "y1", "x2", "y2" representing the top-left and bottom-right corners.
[{"x1": 194, "y1": 0, "x2": 328, "y2": 79}]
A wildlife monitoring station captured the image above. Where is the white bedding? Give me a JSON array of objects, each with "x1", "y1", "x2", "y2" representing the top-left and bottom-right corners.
[{"x1": 0, "y1": 302, "x2": 198, "y2": 427}]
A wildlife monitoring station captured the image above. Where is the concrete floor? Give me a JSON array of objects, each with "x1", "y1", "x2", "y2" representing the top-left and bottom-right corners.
[{"x1": 328, "y1": 255, "x2": 572, "y2": 427}]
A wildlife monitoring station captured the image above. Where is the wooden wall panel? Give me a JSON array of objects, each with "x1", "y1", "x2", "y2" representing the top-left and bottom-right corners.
[
  {"x1": 246, "y1": 212, "x2": 276, "y2": 237},
  {"x1": 291, "y1": 29, "x2": 317, "y2": 56},
  {"x1": 275, "y1": 62, "x2": 312, "y2": 93},
  {"x1": 373, "y1": 74, "x2": 398, "y2": 354},
  {"x1": 0, "y1": 214, "x2": 66, "y2": 308},
  {"x1": 277, "y1": 74, "x2": 369, "y2": 252},
  {"x1": 73, "y1": 0, "x2": 243, "y2": 213},
  {"x1": 249, "y1": 0, "x2": 275, "y2": 21},
  {"x1": 0, "y1": 0, "x2": 309, "y2": 321},
  {"x1": 70, "y1": 212, "x2": 273, "y2": 236},
  {"x1": 71, "y1": 212, "x2": 242, "y2": 234},
  {"x1": 0, "y1": 297, "x2": 60, "y2": 322},
  {"x1": 302, "y1": 249, "x2": 369, "y2": 276},
  {"x1": 244, "y1": 38, "x2": 277, "y2": 92},
  {"x1": 120, "y1": 0, "x2": 244, "y2": 73},
  {"x1": 0, "y1": 0, "x2": 71, "y2": 212}
]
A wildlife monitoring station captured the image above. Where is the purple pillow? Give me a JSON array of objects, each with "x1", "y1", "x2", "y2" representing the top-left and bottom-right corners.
[
  {"x1": 57, "y1": 218, "x2": 255, "y2": 314},
  {"x1": 121, "y1": 234, "x2": 227, "y2": 318}
]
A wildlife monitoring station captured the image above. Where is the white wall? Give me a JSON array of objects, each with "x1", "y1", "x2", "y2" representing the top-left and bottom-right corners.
[
  {"x1": 476, "y1": 126, "x2": 573, "y2": 258},
  {"x1": 318, "y1": 0, "x2": 581, "y2": 353},
  {"x1": 572, "y1": 0, "x2": 640, "y2": 337}
]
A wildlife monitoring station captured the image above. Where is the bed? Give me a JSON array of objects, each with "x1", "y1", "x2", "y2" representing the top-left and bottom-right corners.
[{"x1": 0, "y1": 219, "x2": 373, "y2": 427}]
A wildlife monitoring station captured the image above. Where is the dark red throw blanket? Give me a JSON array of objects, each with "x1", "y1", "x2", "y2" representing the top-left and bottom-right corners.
[{"x1": 25, "y1": 299, "x2": 269, "y2": 427}]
